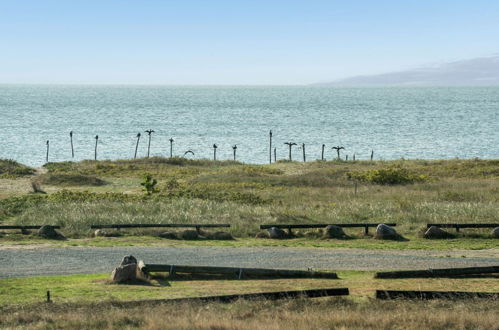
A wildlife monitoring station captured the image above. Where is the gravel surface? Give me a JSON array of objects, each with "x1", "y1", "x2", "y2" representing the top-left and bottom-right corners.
[{"x1": 1, "y1": 246, "x2": 498, "y2": 278}]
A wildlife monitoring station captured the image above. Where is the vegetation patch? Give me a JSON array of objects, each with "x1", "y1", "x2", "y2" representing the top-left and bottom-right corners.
[
  {"x1": 38, "y1": 174, "x2": 108, "y2": 186},
  {"x1": 0, "y1": 159, "x2": 35, "y2": 178},
  {"x1": 347, "y1": 167, "x2": 428, "y2": 185}
]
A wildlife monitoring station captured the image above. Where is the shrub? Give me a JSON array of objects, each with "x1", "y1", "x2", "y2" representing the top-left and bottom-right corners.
[
  {"x1": 347, "y1": 167, "x2": 427, "y2": 185},
  {"x1": 141, "y1": 174, "x2": 159, "y2": 195},
  {"x1": 0, "y1": 159, "x2": 35, "y2": 177},
  {"x1": 38, "y1": 174, "x2": 107, "y2": 186}
]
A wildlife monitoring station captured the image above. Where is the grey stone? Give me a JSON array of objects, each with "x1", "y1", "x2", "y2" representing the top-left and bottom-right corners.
[
  {"x1": 424, "y1": 226, "x2": 455, "y2": 239},
  {"x1": 255, "y1": 231, "x2": 269, "y2": 239},
  {"x1": 374, "y1": 224, "x2": 402, "y2": 240},
  {"x1": 111, "y1": 263, "x2": 138, "y2": 283},
  {"x1": 322, "y1": 225, "x2": 347, "y2": 239},
  {"x1": 205, "y1": 231, "x2": 234, "y2": 240},
  {"x1": 94, "y1": 229, "x2": 107, "y2": 237},
  {"x1": 492, "y1": 227, "x2": 499, "y2": 238},
  {"x1": 159, "y1": 231, "x2": 178, "y2": 239},
  {"x1": 178, "y1": 229, "x2": 199, "y2": 240},
  {"x1": 121, "y1": 255, "x2": 137, "y2": 266},
  {"x1": 268, "y1": 227, "x2": 288, "y2": 239},
  {"x1": 37, "y1": 225, "x2": 65, "y2": 240}
]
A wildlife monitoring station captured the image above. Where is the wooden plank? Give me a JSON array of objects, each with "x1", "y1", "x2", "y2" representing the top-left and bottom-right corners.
[
  {"x1": 426, "y1": 223, "x2": 498, "y2": 229},
  {"x1": 90, "y1": 224, "x2": 230, "y2": 229},
  {"x1": 376, "y1": 290, "x2": 499, "y2": 300},
  {"x1": 260, "y1": 223, "x2": 396, "y2": 229},
  {"x1": 374, "y1": 266, "x2": 499, "y2": 279},
  {"x1": 101, "y1": 288, "x2": 350, "y2": 307},
  {"x1": 0, "y1": 225, "x2": 61, "y2": 230},
  {"x1": 141, "y1": 264, "x2": 339, "y2": 279}
]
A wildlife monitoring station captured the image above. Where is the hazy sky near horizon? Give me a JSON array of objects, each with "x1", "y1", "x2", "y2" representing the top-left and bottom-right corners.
[{"x1": 1, "y1": 1, "x2": 499, "y2": 85}]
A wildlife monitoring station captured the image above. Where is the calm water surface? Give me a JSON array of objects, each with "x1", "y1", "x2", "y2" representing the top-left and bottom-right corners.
[{"x1": 0, "y1": 85, "x2": 498, "y2": 166}]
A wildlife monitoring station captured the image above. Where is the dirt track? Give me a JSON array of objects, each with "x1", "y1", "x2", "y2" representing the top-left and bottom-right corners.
[{"x1": 1, "y1": 246, "x2": 498, "y2": 278}]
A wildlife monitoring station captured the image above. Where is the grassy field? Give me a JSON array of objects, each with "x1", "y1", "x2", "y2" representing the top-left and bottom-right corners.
[
  {"x1": 0, "y1": 271, "x2": 498, "y2": 329},
  {"x1": 0, "y1": 157, "x2": 498, "y2": 248}
]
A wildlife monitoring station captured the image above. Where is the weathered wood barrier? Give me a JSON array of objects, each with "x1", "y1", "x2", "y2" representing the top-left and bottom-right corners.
[
  {"x1": 376, "y1": 290, "x2": 499, "y2": 300},
  {"x1": 140, "y1": 263, "x2": 339, "y2": 279},
  {"x1": 91, "y1": 223, "x2": 230, "y2": 233},
  {"x1": 0, "y1": 225, "x2": 61, "y2": 230},
  {"x1": 374, "y1": 266, "x2": 499, "y2": 279},
  {"x1": 260, "y1": 223, "x2": 397, "y2": 235},
  {"x1": 426, "y1": 223, "x2": 498, "y2": 232}
]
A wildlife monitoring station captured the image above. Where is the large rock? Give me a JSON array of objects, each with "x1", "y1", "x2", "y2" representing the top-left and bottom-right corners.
[
  {"x1": 268, "y1": 227, "x2": 288, "y2": 239},
  {"x1": 121, "y1": 255, "x2": 137, "y2": 266},
  {"x1": 322, "y1": 225, "x2": 347, "y2": 239},
  {"x1": 38, "y1": 225, "x2": 65, "y2": 240},
  {"x1": 374, "y1": 224, "x2": 402, "y2": 240},
  {"x1": 492, "y1": 227, "x2": 499, "y2": 238},
  {"x1": 424, "y1": 226, "x2": 455, "y2": 239},
  {"x1": 111, "y1": 255, "x2": 147, "y2": 283},
  {"x1": 178, "y1": 229, "x2": 199, "y2": 240},
  {"x1": 159, "y1": 231, "x2": 178, "y2": 239},
  {"x1": 204, "y1": 231, "x2": 234, "y2": 240},
  {"x1": 94, "y1": 229, "x2": 107, "y2": 237}
]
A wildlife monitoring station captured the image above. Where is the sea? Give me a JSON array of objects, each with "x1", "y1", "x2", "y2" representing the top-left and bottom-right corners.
[{"x1": 0, "y1": 85, "x2": 498, "y2": 167}]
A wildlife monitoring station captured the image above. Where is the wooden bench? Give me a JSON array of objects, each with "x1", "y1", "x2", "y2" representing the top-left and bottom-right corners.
[
  {"x1": 90, "y1": 224, "x2": 230, "y2": 233},
  {"x1": 260, "y1": 223, "x2": 396, "y2": 235},
  {"x1": 426, "y1": 223, "x2": 498, "y2": 232},
  {"x1": 0, "y1": 225, "x2": 61, "y2": 234}
]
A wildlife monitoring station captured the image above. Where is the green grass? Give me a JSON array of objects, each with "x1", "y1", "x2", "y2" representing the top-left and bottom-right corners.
[
  {"x1": 0, "y1": 158, "x2": 498, "y2": 249},
  {"x1": 0, "y1": 159, "x2": 35, "y2": 178},
  {"x1": 1, "y1": 271, "x2": 498, "y2": 307}
]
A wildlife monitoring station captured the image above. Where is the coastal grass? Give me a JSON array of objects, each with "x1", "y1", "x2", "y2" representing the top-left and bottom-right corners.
[
  {"x1": 0, "y1": 272, "x2": 498, "y2": 329},
  {"x1": 0, "y1": 159, "x2": 35, "y2": 178},
  {"x1": 1, "y1": 271, "x2": 498, "y2": 306},
  {"x1": 0, "y1": 158, "x2": 498, "y2": 248}
]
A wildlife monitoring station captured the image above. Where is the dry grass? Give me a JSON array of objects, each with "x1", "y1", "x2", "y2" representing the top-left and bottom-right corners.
[{"x1": 0, "y1": 297, "x2": 498, "y2": 329}]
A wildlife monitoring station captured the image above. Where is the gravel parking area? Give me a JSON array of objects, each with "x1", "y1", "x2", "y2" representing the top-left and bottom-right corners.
[{"x1": 1, "y1": 246, "x2": 498, "y2": 278}]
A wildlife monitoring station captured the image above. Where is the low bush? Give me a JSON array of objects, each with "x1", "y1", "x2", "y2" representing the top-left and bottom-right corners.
[
  {"x1": 0, "y1": 159, "x2": 35, "y2": 177},
  {"x1": 347, "y1": 167, "x2": 428, "y2": 185},
  {"x1": 38, "y1": 174, "x2": 107, "y2": 186}
]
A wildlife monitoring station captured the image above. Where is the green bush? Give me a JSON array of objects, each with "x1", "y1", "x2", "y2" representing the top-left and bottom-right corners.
[
  {"x1": 38, "y1": 174, "x2": 107, "y2": 186},
  {"x1": 0, "y1": 159, "x2": 35, "y2": 177},
  {"x1": 347, "y1": 167, "x2": 427, "y2": 185}
]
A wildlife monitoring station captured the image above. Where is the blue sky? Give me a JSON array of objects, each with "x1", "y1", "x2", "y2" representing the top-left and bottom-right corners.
[{"x1": 1, "y1": 0, "x2": 498, "y2": 84}]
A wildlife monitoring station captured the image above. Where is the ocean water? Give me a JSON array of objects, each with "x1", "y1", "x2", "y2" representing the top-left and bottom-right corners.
[{"x1": 0, "y1": 85, "x2": 498, "y2": 167}]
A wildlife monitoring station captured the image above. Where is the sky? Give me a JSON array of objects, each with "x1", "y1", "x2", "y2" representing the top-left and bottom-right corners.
[{"x1": 1, "y1": 0, "x2": 499, "y2": 85}]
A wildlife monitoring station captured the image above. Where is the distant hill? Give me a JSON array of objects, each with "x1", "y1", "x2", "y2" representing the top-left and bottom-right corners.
[{"x1": 318, "y1": 55, "x2": 499, "y2": 86}]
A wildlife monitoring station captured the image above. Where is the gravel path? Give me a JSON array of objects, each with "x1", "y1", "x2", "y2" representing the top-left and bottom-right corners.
[{"x1": 1, "y1": 246, "x2": 498, "y2": 278}]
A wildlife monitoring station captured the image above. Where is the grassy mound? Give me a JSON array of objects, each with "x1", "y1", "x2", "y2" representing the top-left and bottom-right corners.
[
  {"x1": 0, "y1": 159, "x2": 35, "y2": 177},
  {"x1": 38, "y1": 174, "x2": 108, "y2": 186}
]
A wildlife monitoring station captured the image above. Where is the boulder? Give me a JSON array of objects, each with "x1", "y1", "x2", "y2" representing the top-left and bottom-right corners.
[
  {"x1": 38, "y1": 225, "x2": 65, "y2": 240},
  {"x1": 255, "y1": 231, "x2": 269, "y2": 239},
  {"x1": 268, "y1": 227, "x2": 288, "y2": 239},
  {"x1": 492, "y1": 227, "x2": 499, "y2": 238},
  {"x1": 159, "y1": 231, "x2": 178, "y2": 239},
  {"x1": 111, "y1": 255, "x2": 148, "y2": 283},
  {"x1": 424, "y1": 226, "x2": 455, "y2": 239},
  {"x1": 205, "y1": 231, "x2": 234, "y2": 240},
  {"x1": 121, "y1": 255, "x2": 137, "y2": 266},
  {"x1": 374, "y1": 224, "x2": 402, "y2": 240},
  {"x1": 94, "y1": 229, "x2": 107, "y2": 237},
  {"x1": 322, "y1": 225, "x2": 347, "y2": 239},
  {"x1": 111, "y1": 263, "x2": 138, "y2": 283},
  {"x1": 178, "y1": 229, "x2": 199, "y2": 240}
]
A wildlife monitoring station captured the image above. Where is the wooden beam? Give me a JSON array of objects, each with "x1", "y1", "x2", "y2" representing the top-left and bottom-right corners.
[
  {"x1": 374, "y1": 266, "x2": 499, "y2": 279},
  {"x1": 376, "y1": 290, "x2": 499, "y2": 300},
  {"x1": 426, "y1": 223, "x2": 498, "y2": 229},
  {"x1": 0, "y1": 225, "x2": 61, "y2": 229},
  {"x1": 141, "y1": 264, "x2": 338, "y2": 279},
  {"x1": 260, "y1": 223, "x2": 396, "y2": 230},
  {"x1": 90, "y1": 224, "x2": 230, "y2": 229}
]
